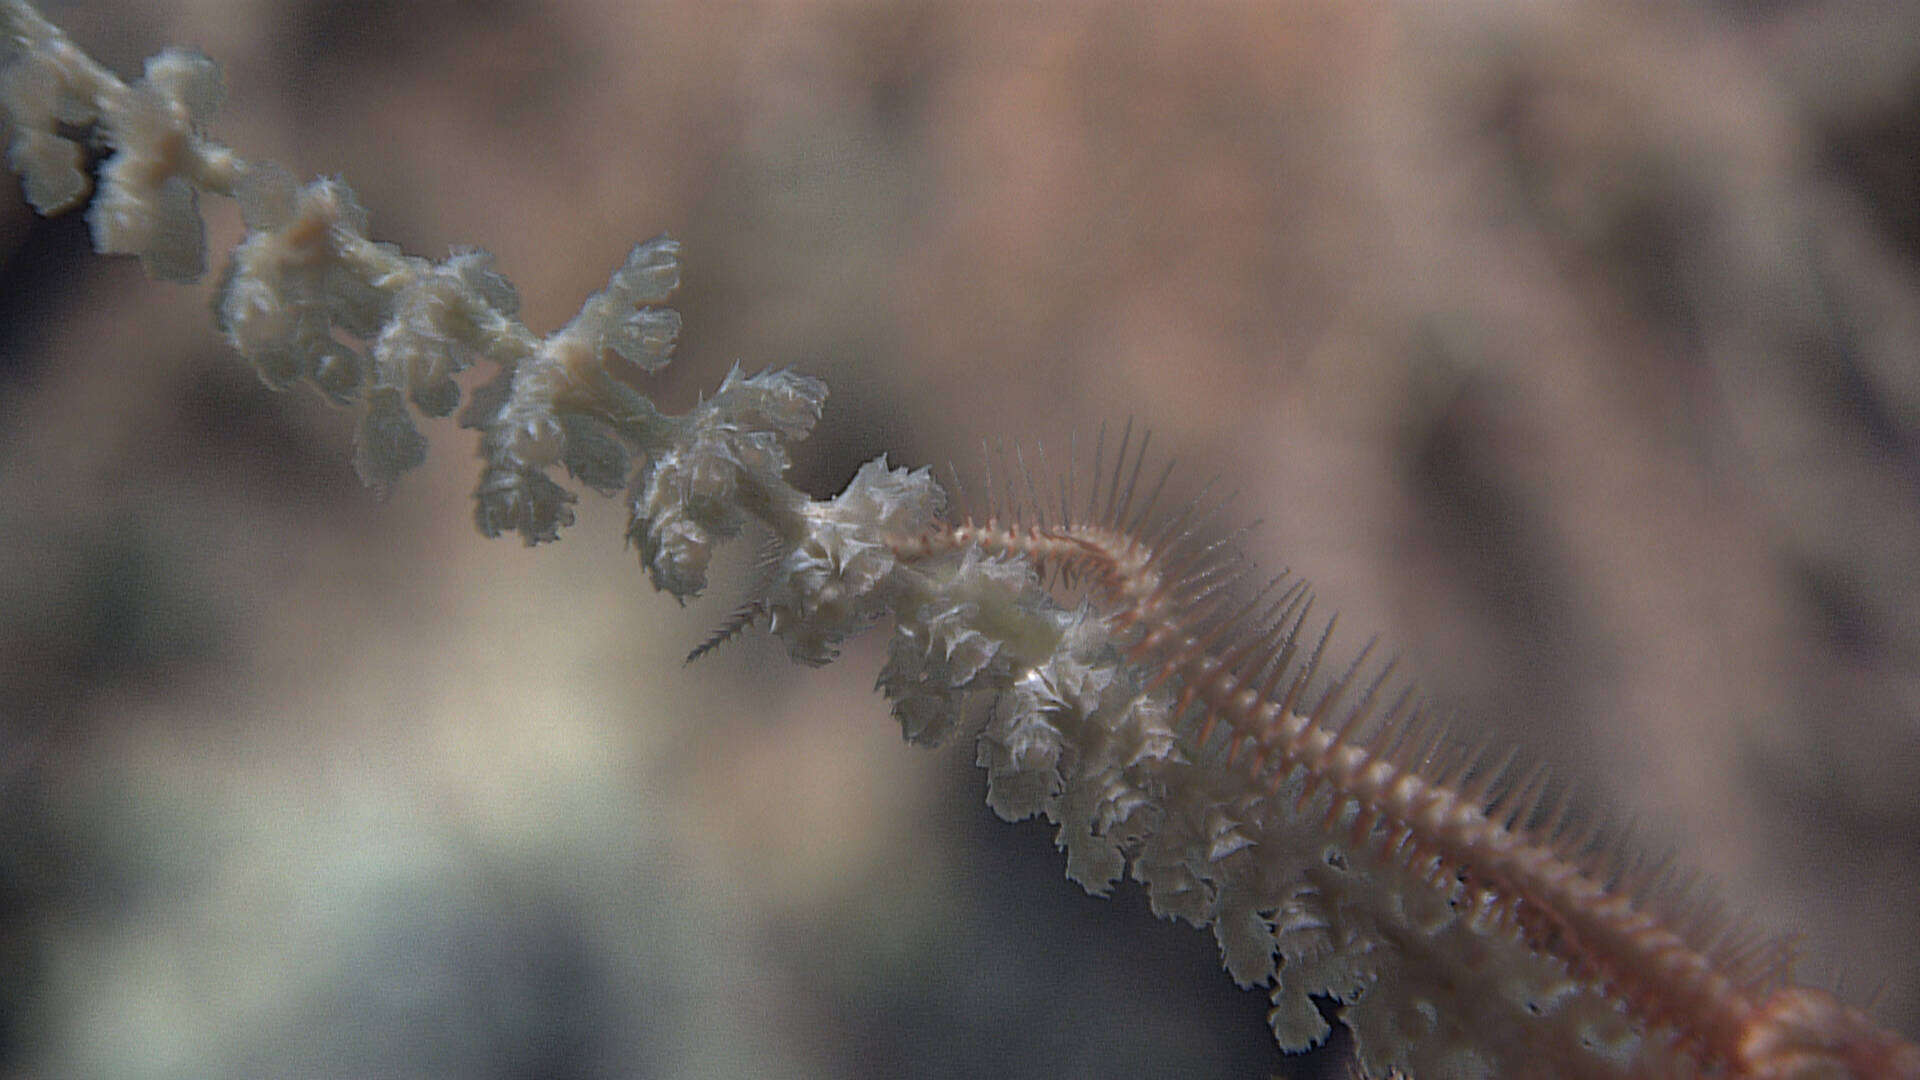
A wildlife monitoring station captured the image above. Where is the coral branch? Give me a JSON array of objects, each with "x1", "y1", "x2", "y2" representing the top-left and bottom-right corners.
[{"x1": 3, "y1": 2, "x2": 1916, "y2": 1076}]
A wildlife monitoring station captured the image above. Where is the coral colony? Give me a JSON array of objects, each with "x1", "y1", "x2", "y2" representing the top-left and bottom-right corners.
[{"x1": 4, "y1": 4, "x2": 1917, "y2": 1075}]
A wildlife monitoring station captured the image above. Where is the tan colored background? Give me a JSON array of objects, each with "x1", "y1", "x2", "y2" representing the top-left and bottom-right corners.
[{"x1": 3, "y1": 1, "x2": 1917, "y2": 1076}]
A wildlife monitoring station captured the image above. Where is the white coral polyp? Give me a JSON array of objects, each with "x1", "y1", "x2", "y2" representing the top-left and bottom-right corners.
[
  {"x1": 875, "y1": 569, "x2": 1021, "y2": 746},
  {"x1": 82, "y1": 52, "x2": 228, "y2": 281},
  {"x1": 761, "y1": 458, "x2": 938, "y2": 665}
]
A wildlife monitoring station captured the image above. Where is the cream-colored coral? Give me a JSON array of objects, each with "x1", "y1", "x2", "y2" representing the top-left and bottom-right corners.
[{"x1": 4, "y1": 2, "x2": 1917, "y2": 1075}]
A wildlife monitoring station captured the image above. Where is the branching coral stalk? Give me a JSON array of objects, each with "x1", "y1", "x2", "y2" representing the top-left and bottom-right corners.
[{"x1": 4, "y1": 3, "x2": 1917, "y2": 1076}]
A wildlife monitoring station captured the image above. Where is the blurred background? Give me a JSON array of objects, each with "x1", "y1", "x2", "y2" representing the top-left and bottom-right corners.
[{"x1": 3, "y1": 1, "x2": 1918, "y2": 1076}]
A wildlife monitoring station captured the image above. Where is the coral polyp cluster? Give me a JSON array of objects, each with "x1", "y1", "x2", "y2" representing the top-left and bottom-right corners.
[{"x1": 5, "y1": 2, "x2": 1917, "y2": 1074}]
